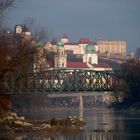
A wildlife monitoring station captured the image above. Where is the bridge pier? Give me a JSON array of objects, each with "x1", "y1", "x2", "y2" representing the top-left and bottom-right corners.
[{"x1": 78, "y1": 95, "x2": 83, "y2": 121}]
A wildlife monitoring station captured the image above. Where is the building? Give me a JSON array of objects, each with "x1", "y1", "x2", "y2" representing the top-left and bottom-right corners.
[
  {"x1": 97, "y1": 40, "x2": 126, "y2": 58},
  {"x1": 46, "y1": 35, "x2": 126, "y2": 59},
  {"x1": 67, "y1": 61, "x2": 112, "y2": 71},
  {"x1": 38, "y1": 35, "x2": 127, "y2": 71},
  {"x1": 45, "y1": 35, "x2": 98, "y2": 55},
  {"x1": 15, "y1": 25, "x2": 31, "y2": 40},
  {"x1": 53, "y1": 39, "x2": 112, "y2": 71},
  {"x1": 54, "y1": 40, "x2": 67, "y2": 68},
  {"x1": 83, "y1": 44, "x2": 98, "y2": 64}
]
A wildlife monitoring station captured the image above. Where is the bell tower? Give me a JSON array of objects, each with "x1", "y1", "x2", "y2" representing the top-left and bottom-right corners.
[
  {"x1": 54, "y1": 40, "x2": 67, "y2": 68},
  {"x1": 83, "y1": 44, "x2": 98, "y2": 64}
]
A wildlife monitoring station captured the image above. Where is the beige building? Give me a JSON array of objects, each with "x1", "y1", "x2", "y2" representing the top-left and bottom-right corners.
[
  {"x1": 45, "y1": 35, "x2": 127, "y2": 60},
  {"x1": 46, "y1": 36, "x2": 126, "y2": 57},
  {"x1": 15, "y1": 25, "x2": 31, "y2": 40},
  {"x1": 46, "y1": 35, "x2": 98, "y2": 55},
  {"x1": 54, "y1": 40, "x2": 67, "y2": 68},
  {"x1": 61, "y1": 35, "x2": 92, "y2": 55},
  {"x1": 97, "y1": 40, "x2": 126, "y2": 58}
]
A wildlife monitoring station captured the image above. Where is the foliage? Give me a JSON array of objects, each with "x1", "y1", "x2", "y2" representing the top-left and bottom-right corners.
[
  {"x1": 121, "y1": 59, "x2": 140, "y2": 103},
  {"x1": 23, "y1": 17, "x2": 49, "y2": 43}
]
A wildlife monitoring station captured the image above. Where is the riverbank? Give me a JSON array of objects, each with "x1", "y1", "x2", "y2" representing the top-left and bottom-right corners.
[{"x1": 0, "y1": 111, "x2": 85, "y2": 135}]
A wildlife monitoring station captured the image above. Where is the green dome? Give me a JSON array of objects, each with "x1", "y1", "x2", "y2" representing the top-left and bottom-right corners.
[
  {"x1": 57, "y1": 40, "x2": 64, "y2": 48},
  {"x1": 36, "y1": 41, "x2": 44, "y2": 48},
  {"x1": 85, "y1": 44, "x2": 96, "y2": 54}
]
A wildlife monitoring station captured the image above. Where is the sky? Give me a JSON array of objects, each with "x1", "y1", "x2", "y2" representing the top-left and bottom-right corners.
[{"x1": 4, "y1": 0, "x2": 140, "y2": 53}]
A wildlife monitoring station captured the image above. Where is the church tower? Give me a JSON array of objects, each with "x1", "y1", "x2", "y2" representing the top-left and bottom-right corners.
[
  {"x1": 83, "y1": 44, "x2": 98, "y2": 64},
  {"x1": 54, "y1": 40, "x2": 67, "y2": 68}
]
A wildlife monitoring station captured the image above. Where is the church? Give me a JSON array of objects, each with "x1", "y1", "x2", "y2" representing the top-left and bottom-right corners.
[
  {"x1": 53, "y1": 38, "x2": 112, "y2": 71},
  {"x1": 34, "y1": 35, "x2": 113, "y2": 71}
]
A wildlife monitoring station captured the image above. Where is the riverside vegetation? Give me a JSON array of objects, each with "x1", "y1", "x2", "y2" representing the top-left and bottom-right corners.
[{"x1": 113, "y1": 59, "x2": 140, "y2": 111}]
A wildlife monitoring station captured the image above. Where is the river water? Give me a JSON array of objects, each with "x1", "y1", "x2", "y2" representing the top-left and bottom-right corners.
[{"x1": 2, "y1": 107, "x2": 140, "y2": 140}]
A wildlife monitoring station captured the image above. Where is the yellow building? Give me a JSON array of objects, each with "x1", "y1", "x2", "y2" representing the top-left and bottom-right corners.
[
  {"x1": 97, "y1": 40, "x2": 126, "y2": 58},
  {"x1": 45, "y1": 35, "x2": 127, "y2": 59}
]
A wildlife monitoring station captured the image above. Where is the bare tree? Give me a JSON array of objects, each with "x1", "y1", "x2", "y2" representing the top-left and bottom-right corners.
[
  {"x1": 0, "y1": 0, "x2": 15, "y2": 14},
  {"x1": 0, "y1": 0, "x2": 15, "y2": 28},
  {"x1": 23, "y1": 17, "x2": 49, "y2": 43},
  {"x1": 0, "y1": 1, "x2": 51, "y2": 114},
  {"x1": 0, "y1": 29, "x2": 37, "y2": 115},
  {"x1": 0, "y1": 0, "x2": 16, "y2": 114}
]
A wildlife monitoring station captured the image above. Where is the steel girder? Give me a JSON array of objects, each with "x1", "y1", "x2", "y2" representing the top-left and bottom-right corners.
[{"x1": 4, "y1": 69, "x2": 122, "y2": 93}]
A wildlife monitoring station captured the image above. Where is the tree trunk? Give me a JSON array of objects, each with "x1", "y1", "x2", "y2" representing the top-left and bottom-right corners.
[
  {"x1": 0, "y1": 75, "x2": 12, "y2": 115},
  {"x1": 0, "y1": 75, "x2": 5, "y2": 94}
]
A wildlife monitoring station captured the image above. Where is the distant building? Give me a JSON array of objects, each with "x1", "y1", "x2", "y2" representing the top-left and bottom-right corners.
[
  {"x1": 46, "y1": 35, "x2": 126, "y2": 59},
  {"x1": 67, "y1": 61, "x2": 112, "y2": 71},
  {"x1": 40, "y1": 35, "x2": 127, "y2": 71},
  {"x1": 15, "y1": 25, "x2": 23, "y2": 34},
  {"x1": 97, "y1": 40, "x2": 126, "y2": 58},
  {"x1": 45, "y1": 35, "x2": 97, "y2": 55},
  {"x1": 52, "y1": 39, "x2": 112, "y2": 71},
  {"x1": 54, "y1": 40, "x2": 67, "y2": 68},
  {"x1": 83, "y1": 44, "x2": 98, "y2": 64},
  {"x1": 15, "y1": 25, "x2": 31, "y2": 40}
]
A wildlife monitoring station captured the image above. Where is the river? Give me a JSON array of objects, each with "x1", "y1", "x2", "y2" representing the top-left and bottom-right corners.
[{"x1": 1, "y1": 107, "x2": 140, "y2": 140}]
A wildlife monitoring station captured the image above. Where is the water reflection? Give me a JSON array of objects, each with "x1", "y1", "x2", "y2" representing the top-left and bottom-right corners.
[
  {"x1": 12, "y1": 132, "x2": 114, "y2": 140},
  {"x1": 12, "y1": 131, "x2": 138, "y2": 140},
  {"x1": 1, "y1": 108, "x2": 140, "y2": 140}
]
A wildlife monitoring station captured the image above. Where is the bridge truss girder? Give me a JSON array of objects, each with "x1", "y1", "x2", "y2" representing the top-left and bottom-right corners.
[{"x1": 4, "y1": 69, "x2": 122, "y2": 93}]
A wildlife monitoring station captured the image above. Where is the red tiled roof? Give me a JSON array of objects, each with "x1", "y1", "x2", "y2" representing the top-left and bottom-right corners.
[
  {"x1": 65, "y1": 42, "x2": 78, "y2": 45},
  {"x1": 92, "y1": 63, "x2": 111, "y2": 68},
  {"x1": 61, "y1": 34, "x2": 68, "y2": 39},
  {"x1": 50, "y1": 41, "x2": 56, "y2": 45},
  {"x1": 67, "y1": 62, "x2": 89, "y2": 68},
  {"x1": 92, "y1": 42, "x2": 97, "y2": 45},
  {"x1": 50, "y1": 39, "x2": 96, "y2": 46},
  {"x1": 79, "y1": 38, "x2": 90, "y2": 44}
]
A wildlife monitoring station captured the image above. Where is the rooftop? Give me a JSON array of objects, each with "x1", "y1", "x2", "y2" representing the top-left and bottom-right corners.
[
  {"x1": 61, "y1": 34, "x2": 68, "y2": 39},
  {"x1": 67, "y1": 62, "x2": 89, "y2": 68},
  {"x1": 79, "y1": 38, "x2": 90, "y2": 44}
]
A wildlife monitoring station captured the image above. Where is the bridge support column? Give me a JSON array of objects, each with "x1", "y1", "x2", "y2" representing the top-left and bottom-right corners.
[{"x1": 79, "y1": 95, "x2": 83, "y2": 121}]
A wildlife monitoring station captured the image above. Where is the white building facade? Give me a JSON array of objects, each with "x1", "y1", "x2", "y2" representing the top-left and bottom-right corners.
[
  {"x1": 83, "y1": 44, "x2": 98, "y2": 64},
  {"x1": 54, "y1": 40, "x2": 67, "y2": 68}
]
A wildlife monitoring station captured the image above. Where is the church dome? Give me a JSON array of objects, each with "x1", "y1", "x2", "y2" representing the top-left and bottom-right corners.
[
  {"x1": 57, "y1": 40, "x2": 64, "y2": 48},
  {"x1": 85, "y1": 44, "x2": 96, "y2": 54}
]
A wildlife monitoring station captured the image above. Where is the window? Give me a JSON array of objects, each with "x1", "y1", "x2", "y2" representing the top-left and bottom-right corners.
[{"x1": 89, "y1": 57, "x2": 92, "y2": 63}]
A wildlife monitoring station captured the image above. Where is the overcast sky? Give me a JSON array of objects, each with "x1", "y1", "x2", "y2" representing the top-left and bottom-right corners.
[{"x1": 4, "y1": 0, "x2": 140, "y2": 52}]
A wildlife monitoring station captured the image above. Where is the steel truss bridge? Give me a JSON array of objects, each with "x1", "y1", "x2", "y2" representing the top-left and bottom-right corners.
[{"x1": 4, "y1": 69, "x2": 124, "y2": 94}]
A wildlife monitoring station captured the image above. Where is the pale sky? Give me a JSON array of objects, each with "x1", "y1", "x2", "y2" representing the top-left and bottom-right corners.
[{"x1": 4, "y1": 0, "x2": 140, "y2": 53}]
